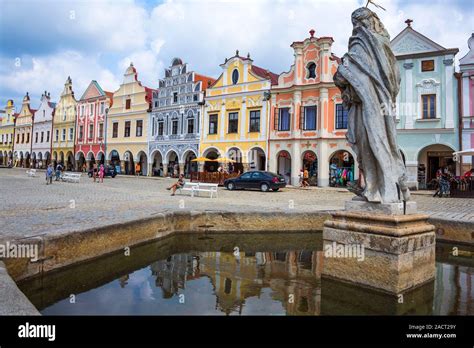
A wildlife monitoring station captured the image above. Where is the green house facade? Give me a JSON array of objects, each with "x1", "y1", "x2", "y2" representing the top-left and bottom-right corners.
[{"x1": 391, "y1": 21, "x2": 459, "y2": 189}]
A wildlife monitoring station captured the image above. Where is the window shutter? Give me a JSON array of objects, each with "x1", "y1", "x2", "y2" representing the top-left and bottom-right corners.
[
  {"x1": 300, "y1": 105, "x2": 305, "y2": 130},
  {"x1": 274, "y1": 107, "x2": 279, "y2": 130}
]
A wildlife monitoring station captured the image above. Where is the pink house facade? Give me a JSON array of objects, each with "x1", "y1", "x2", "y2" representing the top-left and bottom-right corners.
[{"x1": 458, "y1": 33, "x2": 474, "y2": 172}]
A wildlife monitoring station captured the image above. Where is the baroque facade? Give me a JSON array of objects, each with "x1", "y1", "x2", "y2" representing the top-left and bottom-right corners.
[
  {"x1": 107, "y1": 63, "x2": 153, "y2": 175},
  {"x1": 52, "y1": 77, "x2": 77, "y2": 171},
  {"x1": 75, "y1": 80, "x2": 113, "y2": 171},
  {"x1": 269, "y1": 30, "x2": 354, "y2": 187},
  {"x1": 31, "y1": 91, "x2": 55, "y2": 168},
  {"x1": 458, "y1": 33, "x2": 474, "y2": 173},
  {"x1": 149, "y1": 58, "x2": 215, "y2": 177},
  {"x1": 14, "y1": 93, "x2": 36, "y2": 168},
  {"x1": 392, "y1": 20, "x2": 459, "y2": 189},
  {"x1": 200, "y1": 51, "x2": 277, "y2": 173},
  {"x1": 0, "y1": 100, "x2": 16, "y2": 166}
]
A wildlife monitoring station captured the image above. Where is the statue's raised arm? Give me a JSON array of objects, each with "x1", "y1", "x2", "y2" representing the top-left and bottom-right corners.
[{"x1": 334, "y1": 7, "x2": 410, "y2": 203}]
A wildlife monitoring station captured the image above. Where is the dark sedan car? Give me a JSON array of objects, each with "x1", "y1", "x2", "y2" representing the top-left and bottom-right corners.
[
  {"x1": 224, "y1": 171, "x2": 286, "y2": 192},
  {"x1": 87, "y1": 165, "x2": 117, "y2": 178}
]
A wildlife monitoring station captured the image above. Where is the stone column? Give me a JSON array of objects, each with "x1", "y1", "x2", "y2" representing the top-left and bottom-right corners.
[
  {"x1": 163, "y1": 162, "x2": 168, "y2": 177},
  {"x1": 318, "y1": 141, "x2": 330, "y2": 187},
  {"x1": 290, "y1": 144, "x2": 300, "y2": 186},
  {"x1": 179, "y1": 163, "x2": 185, "y2": 176},
  {"x1": 147, "y1": 162, "x2": 153, "y2": 176}
]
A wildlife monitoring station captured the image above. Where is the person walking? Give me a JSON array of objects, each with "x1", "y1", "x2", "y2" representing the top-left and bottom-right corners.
[
  {"x1": 92, "y1": 163, "x2": 98, "y2": 183},
  {"x1": 302, "y1": 167, "x2": 309, "y2": 187},
  {"x1": 46, "y1": 164, "x2": 53, "y2": 185},
  {"x1": 98, "y1": 164, "x2": 105, "y2": 183},
  {"x1": 167, "y1": 174, "x2": 185, "y2": 196},
  {"x1": 135, "y1": 162, "x2": 141, "y2": 177},
  {"x1": 55, "y1": 162, "x2": 63, "y2": 181}
]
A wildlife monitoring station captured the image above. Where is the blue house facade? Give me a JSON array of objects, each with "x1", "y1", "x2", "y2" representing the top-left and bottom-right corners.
[{"x1": 391, "y1": 20, "x2": 459, "y2": 189}]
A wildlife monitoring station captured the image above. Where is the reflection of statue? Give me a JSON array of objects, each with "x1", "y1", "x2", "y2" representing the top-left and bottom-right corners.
[{"x1": 334, "y1": 7, "x2": 410, "y2": 203}]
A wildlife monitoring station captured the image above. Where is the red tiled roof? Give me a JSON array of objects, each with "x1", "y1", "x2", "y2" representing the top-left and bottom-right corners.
[
  {"x1": 251, "y1": 65, "x2": 279, "y2": 85},
  {"x1": 194, "y1": 73, "x2": 217, "y2": 90}
]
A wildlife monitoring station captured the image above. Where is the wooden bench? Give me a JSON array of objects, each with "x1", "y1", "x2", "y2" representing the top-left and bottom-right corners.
[
  {"x1": 61, "y1": 172, "x2": 81, "y2": 183},
  {"x1": 193, "y1": 182, "x2": 218, "y2": 198},
  {"x1": 26, "y1": 169, "x2": 37, "y2": 177},
  {"x1": 177, "y1": 182, "x2": 199, "y2": 196}
]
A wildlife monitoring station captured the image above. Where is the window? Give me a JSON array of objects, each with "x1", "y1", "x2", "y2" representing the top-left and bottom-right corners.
[
  {"x1": 100, "y1": 102, "x2": 105, "y2": 114},
  {"x1": 422, "y1": 94, "x2": 436, "y2": 119},
  {"x1": 209, "y1": 114, "x2": 218, "y2": 134},
  {"x1": 228, "y1": 112, "x2": 238, "y2": 133},
  {"x1": 172, "y1": 120, "x2": 178, "y2": 135},
  {"x1": 249, "y1": 110, "x2": 260, "y2": 132},
  {"x1": 125, "y1": 99, "x2": 131, "y2": 110},
  {"x1": 98, "y1": 122, "x2": 104, "y2": 138},
  {"x1": 35, "y1": 132, "x2": 38, "y2": 143},
  {"x1": 421, "y1": 60, "x2": 434, "y2": 72},
  {"x1": 112, "y1": 122, "x2": 118, "y2": 138},
  {"x1": 79, "y1": 125, "x2": 83, "y2": 140},
  {"x1": 21, "y1": 133, "x2": 24, "y2": 143},
  {"x1": 89, "y1": 104, "x2": 93, "y2": 116},
  {"x1": 124, "y1": 121, "x2": 131, "y2": 137},
  {"x1": 81, "y1": 105, "x2": 84, "y2": 116},
  {"x1": 62, "y1": 128, "x2": 66, "y2": 141},
  {"x1": 193, "y1": 94, "x2": 198, "y2": 101},
  {"x1": 16, "y1": 134, "x2": 19, "y2": 143},
  {"x1": 187, "y1": 118, "x2": 194, "y2": 134},
  {"x1": 69, "y1": 128, "x2": 74, "y2": 140},
  {"x1": 307, "y1": 62, "x2": 316, "y2": 79},
  {"x1": 88, "y1": 124, "x2": 94, "y2": 139},
  {"x1": 26, "y1": 133, "x2": 29, "y2": 143},
  {"x1": 136, "y1": 120, "x2": 143, "y2": 137},
  {"x1": 43, "y1": 110, "x2": 45, "y2": 117},
  {"x1": 158, "y1": 121, "x2": 164, "y2": 135},
  {"x1": 278, "y1": 108, "x2": 290, "y2": 131},
  {"x1": 173, "y1": 92, "x2": 178, "y2": 103},
  {"x1": 232, "y1": 69, "x2": 239, "y2": 84},
  {"x1": 55, "y1": 129, "x2": 59, "y2": 141},
  {"x1": 303, "y1": 106, "x2": 317, "y2": 130},
  {"x1": 335, "y1": 104, "x2": 348, "y2": 129},
  {"x1": 41, "y1": 132, "x2": 44, "y2": 143},
  {"x1": 240, "y1": 172, "x2": 252, "y2": 179},
  {"x1": 63, "y1": 111, "x2": 67, "y2": 121},
  {"x1": 46, "y1": 131, "x2": 50, "y2": 142}
]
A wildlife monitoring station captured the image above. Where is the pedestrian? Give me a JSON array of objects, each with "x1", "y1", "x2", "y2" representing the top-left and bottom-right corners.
[
  {"x1": 303, "y1": 167, "x2": 309, "y2": 187},
  {"x1": 167, "y1": 174, "x2": 185, "y2": 196},
  {"x1": 92, "y1": 163, "x2": 98, "y2": 182},
  {"x1": 55, "y1": 162, "x2": 63, "y2": 181},
  {"x1": 135, "y1": 162, "x2": 141, "y2": 176},
  {"x1": 173, "y1": 163, "x2": 179, "y2": 178},
  {"x1": 45, "y1": 164, "x2": 53, "y2": 185},
  {"x1": 99, "y1": 164, "x2": 105, "y2": 183}
]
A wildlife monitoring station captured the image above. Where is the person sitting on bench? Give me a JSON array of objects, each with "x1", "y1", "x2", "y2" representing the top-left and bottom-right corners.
[{"x1": 167, "y1": 174, "x2": 185, "y2": 196}]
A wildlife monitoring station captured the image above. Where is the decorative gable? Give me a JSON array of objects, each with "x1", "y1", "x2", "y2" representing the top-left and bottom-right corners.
[
  {"x1": 391, "y1": 27, "x2": 445, "y2": 56},
  {"x1": 80, "y1": 81, "x2": 104, "y2": 101}
]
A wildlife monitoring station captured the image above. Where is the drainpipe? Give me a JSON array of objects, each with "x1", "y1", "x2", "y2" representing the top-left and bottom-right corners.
[
  {"x1": 104, "y1": 107, "x2": 109, "y2": 164},
  {"x1": 455, "y1": 72, "x2": 463, "y2": 174}
]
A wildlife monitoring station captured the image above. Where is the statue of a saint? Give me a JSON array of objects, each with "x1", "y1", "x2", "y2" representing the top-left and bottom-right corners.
[{"x1": 334, "y1": 7, "x2": 410, "y2": 203}]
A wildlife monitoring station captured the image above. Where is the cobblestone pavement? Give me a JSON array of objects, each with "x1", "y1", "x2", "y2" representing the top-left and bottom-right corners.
[{"x1": 0, "y1": 168, "x2": 473, "y2": 243}]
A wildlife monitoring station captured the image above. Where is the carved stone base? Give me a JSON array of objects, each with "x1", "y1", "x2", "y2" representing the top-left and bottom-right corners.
[
  {"x1": 323, "y1": 210, "x2": 436, "y2": 294},
  {"x1": 345, "y1": 200, "x2": 418, "y2": 215}
]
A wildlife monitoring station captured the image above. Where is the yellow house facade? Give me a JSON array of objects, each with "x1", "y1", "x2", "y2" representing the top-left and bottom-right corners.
[
  {"x1": 0, "y1": 100, "x2": 16, "y2": 166},
  {"x1": 106, "y1": 63, "x2": 154, "y2": 175},
  {"x1": 52, "y1": 76, "x2": 77, "y2": 170},
  {"x1": 200, "y1": 51, "x2": 278, "y2": 172}
]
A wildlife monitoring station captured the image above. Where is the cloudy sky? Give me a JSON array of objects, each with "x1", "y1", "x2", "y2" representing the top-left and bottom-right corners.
[{"x1": 0, "y1": 0, "x2": 472, "y2": 108}]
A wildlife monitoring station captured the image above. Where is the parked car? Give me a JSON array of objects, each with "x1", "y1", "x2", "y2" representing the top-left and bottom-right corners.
[
  {"x1": 224, "y1": 171, "x2": 286, "y2": 192},
  {"x1": 87, "y1": 165, "x2": 117, "y2": 178}
]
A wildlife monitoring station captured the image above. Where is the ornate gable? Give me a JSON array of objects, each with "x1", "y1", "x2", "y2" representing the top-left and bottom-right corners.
[
  {"x1": 391, "y1": 27, "x2": 445, "y2": 56},
  {"x1": 80, "y1": 81, "x2": 104, "y2": 101}
]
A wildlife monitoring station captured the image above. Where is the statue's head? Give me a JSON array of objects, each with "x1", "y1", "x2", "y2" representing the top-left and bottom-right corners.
[{"x1": 352, "y1": 7, "x2": 389, "y2": 39}]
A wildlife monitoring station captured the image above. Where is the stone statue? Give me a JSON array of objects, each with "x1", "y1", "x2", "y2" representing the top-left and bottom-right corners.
[{"x1": 334, "y1": 7, "x2": 410, "y2": 204}]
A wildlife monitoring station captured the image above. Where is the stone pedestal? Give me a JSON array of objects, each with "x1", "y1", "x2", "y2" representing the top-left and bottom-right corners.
[{"x1": 323, "y1": 203, "x2": 436, "y2": 294}]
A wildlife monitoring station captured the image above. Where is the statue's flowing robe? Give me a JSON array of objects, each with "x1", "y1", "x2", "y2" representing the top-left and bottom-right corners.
[{"x1": 334, "y1": 24, "x2": 409, "y2": 203}]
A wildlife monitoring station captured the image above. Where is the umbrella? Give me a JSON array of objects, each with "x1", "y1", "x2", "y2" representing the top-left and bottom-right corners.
[
  {"x1": 454, "y1": 148, "x2": 474, "y2": 157},
  {"x1": 191, "y1": 157, "x2": 217, "y2": 162}
]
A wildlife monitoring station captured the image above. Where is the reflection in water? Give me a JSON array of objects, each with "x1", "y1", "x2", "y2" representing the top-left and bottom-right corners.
[{"x1": 17, "y1": 233, "x2": 474, "y2": 316}]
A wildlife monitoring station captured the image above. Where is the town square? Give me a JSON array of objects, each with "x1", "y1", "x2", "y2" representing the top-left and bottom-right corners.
[{"x1": 0, "y1": 0, "x2": 473, "y2": 346}]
